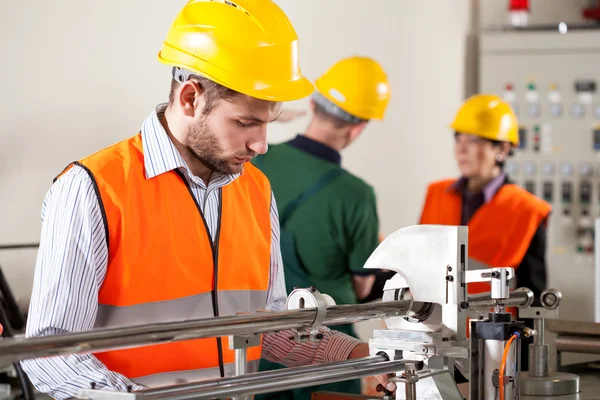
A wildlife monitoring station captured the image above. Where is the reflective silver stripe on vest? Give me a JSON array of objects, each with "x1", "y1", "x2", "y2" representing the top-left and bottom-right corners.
[
  {"x1": 95, "y1": 290, "x2": 268, "y2": 328},
  {"x1": 132, "y1": 360, "x2": 260, "y2": 388}
]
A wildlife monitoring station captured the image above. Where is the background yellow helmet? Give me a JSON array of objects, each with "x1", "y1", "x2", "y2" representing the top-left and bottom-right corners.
[
  {"x1": 451, "y1": 94, "x2": 519, "y2": 145},
  {"x1": 158, "y1": 0, "x2": 314, "y2": 102},
  {"x1": 314, "y1": 56, "x2": 391, "y2": 121}
]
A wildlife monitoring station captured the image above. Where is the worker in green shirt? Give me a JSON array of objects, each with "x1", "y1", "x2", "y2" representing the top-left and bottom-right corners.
[{"x1": 253, "y1": 56, "x2": 391, "y2": 399}]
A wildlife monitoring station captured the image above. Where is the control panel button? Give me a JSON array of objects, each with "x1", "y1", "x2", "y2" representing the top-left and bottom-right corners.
[
  {"x1": 560, "y1": 162, "x2": 574, "y2": 177},
  {"x1": 571, "y1": 103, "x2": 585, "y2": 118},
  {"x1": 527, "y1": 103, "x2": 541, "y2": 118},
  {"x1": 579, "y1": 162, "x2": 593, "y2": 177},
  {"x1": 542, "y1": 161, "x2": 555, "y2": 177},
  {"x1": 533, "y1": 125, "x2": 540, "y2": 152},
  {"x1": 594, "y1": 104, "x2": 600, "y2": 119},
  {"x1": 505, "y1": 161, "x2": 519, "y2": 176},
  {"x1": 548, "y1": 103, "x2": 562, "y2": 117},
  {"x1": 523, "y1": 161, "x2": 537, "y2": 177}
]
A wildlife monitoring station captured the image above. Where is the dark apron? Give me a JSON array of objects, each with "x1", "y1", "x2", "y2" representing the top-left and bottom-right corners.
[{"x1": 253, "y1": 166, "x2": 361, "y2": 399}]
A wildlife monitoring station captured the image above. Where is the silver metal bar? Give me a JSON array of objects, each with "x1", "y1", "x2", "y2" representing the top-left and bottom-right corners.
[
  {"x1": 232, "y1": 348, "x2": 247, "y2": 400},
  {"x1": 141, "y1": 356, "x2": 406, "y2": 400},
  {"x1": 0, "y1": 301, "x2": 411, "y2": 365},
  {"x1": 534, "y1": 318, "x2": 545, "y2": 345},
  {"x1": 404, "y1": 363, "x2": 417, "y2": 400},
  {"x1": 143, "y1": 355, "x2": 387, "y2": 398},
  {"x1": 461, "y1": 287, "x2": 533, "y2": 310},
  {"x1": 234, "y1": 348, "x2": 246, "y2": 376},
  {"x1": 556, "y1": 335, "x2": 600, "y2": 354},
  {"x1": 595, "y1": 218, "x2": 600, "y2": 323}
]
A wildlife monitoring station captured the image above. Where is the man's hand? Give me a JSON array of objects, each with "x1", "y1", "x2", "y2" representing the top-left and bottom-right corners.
[{"x1": 348, "y1": 343, "x2": 396, "y2": 393}]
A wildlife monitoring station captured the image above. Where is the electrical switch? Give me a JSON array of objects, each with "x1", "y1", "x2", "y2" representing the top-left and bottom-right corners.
[
  {"x1": 518, "y1": 127, "x2": 527, "y2": 149},
  {"x1": 593, "y1": 124, "x2": 600, "y2": 151},
  {"x1": 542, "y1": 181, "x2": 553, "y2": 203},
  {"x1": 562, "y1": 182, "x2": 573, "y2": 203},
  {"x1": 580, "y1": 180, "x2": 592, "y2": 205},
  {"x1": 524, "y1": 181, "x2": 535, "y2": 195},
  {"x1": 562, "y1": 181, "x2": 573, "y2": 216}
]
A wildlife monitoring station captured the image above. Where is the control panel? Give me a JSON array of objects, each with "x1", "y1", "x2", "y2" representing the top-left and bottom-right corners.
[{"x1": 480, "y1": 29, "x2": 600, "y2": 324}]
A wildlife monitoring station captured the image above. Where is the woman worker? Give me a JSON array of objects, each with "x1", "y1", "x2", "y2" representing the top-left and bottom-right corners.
[{"x1": 418, "y1": 94, "x2": 552, "y2": 371}]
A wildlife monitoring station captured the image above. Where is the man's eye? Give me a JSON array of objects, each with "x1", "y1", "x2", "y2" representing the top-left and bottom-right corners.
[{"x1": 237, "y1": 121, "x2": 252, "y2": 127}]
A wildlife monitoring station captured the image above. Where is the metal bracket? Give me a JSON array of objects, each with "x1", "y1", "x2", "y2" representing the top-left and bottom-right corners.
[
  {"x1": 229, "y1": 334, "x2": 261, "y2": 350},
  {"x1": 285, "y1": 288, "x2": 334, "y2": 342},
  {"x1": 464, "y1": 267, "x2": 514, "y2": 283},
  {"x1": 519, "y1": 307, "x2": 559, "y2": 320}
]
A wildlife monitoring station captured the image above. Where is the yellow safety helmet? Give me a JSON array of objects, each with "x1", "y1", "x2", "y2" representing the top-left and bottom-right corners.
[
  {"x1": 158, "y1": 0, "x2": 314, "y2": 102},
  {"x1": 314, "y1": 56, "x2": 391, "y2": 121},
  {"x1": 451, "y1": 94, "x2": 519, "y2": 146}
]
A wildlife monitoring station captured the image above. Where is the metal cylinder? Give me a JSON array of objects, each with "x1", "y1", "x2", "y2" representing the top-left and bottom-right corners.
[
  {"x1": 556, "y1": 335, "x2": 600, "y2": 354},
  {"x1": 520, "y1": 371, "x2": 580, "y2": 396},
  {"x1": 232, "y1": 348, "x2": 248, "y2": 400},
  {"x1": 234, "y1": 348, "x2": 246, "y2": 376},
  {"x1": 528, "y1": 345, "x2": 549, "y2": 377},
  {"x1": 462, "y1": 287, "x2": 534, "y2": 310},
  {"x1": 404, "y1": 363, "x2": 417, "y2": 400},
  {"x1": 534, "y1": 318, "x2": 545, "y2": 346},
  {"x1": 483, "y1": 339, "x2": 517, "y2": 400},
  {"x1": 0, "y1": 300, "x2": 412, "y2": 365},
  {"x1": 491, "y1": 268, "x2": 510, "y2": 300},
  {"x1": 142, "y1": 356, "x2": 405, "y2": 400}
]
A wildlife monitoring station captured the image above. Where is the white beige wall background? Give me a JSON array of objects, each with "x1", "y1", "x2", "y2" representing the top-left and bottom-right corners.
[{"x1": 0, "y1": 1, "x2": 589, "y2": 308}]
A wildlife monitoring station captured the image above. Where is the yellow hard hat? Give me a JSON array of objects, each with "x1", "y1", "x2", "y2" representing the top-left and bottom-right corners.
[
  {"x1": 158, "y1": 0, "x2": 314, "y2": 102},
  {"x1": 451, "y1": 94, "x2": 519, "y2": 145},
  {"x1": 314, "y1": 56, "x2": 391, "y2": 120}
]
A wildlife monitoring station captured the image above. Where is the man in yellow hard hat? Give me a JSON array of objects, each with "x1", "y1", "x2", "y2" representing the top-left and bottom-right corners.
[
  {"x1": 253, "y1": 56, "x2": 391, "y2": 398},
  {"x1": 20, "y1": 2, "x2": 395, "y2": 399},
  {"x1": 419, "y1": 93, "x2": 551, "y2": 373}
]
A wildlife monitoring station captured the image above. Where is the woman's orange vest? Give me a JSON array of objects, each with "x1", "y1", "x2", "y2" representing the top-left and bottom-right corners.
[
  {"x1": 57, "y1": 133, "x2": 272, "y2": 386},
  {"x1": 419, "y1": 179, "x2": 551, "y2": 295}
]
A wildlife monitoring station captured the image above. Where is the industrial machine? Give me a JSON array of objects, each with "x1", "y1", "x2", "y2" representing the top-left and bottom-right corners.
[
  {"x1": 480, "y1": 26, "x2": 600, "y2": 325},
  {"x1": 0, "y1": 224, "x2": 593, "y2": 400}
]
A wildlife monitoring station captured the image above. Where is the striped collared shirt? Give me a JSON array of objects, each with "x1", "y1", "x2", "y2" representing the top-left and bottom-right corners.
[{"x1": 21, "y1": 104, "x2": 360, "y2": 399}]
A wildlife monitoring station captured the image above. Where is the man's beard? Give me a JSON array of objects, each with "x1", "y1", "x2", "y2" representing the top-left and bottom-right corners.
[{"x1": 186, "y1": 118, "x2": 255, "y2": 175}]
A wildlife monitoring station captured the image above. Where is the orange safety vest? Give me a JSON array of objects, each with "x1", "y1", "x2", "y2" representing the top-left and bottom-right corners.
[
  {"x1": 419, "y1": 179, "x2": 551, "y2": 295},
  {"x1": 56, "y1": 133, "x2": 272, "y2": 387}
]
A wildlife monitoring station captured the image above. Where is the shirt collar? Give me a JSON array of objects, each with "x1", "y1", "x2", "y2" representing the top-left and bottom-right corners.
[
  {"x1": 450, "y1": 172, "x2": 507, "y2": 203},
  {"x1": 286, "y1": 134, "x2": 341, "y2": 165},
  {"x1": 140, "y1": 104, "x2": 241, "y2": 185}
]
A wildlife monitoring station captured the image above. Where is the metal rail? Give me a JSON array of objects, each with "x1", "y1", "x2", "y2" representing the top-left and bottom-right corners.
[
  {"x1": 461, "y1": 287, "x2": 534, "y2": 310},
  {"x1": 556, "y1": 335, "x2": 600, "y2": 354},
  {"x1": 0, "y1": 243, "x2": 39, "y2": 250},
  {"x1": 0, "y1": 301, "x2": 412, "y2": 366},
  {"x1": 139, "y1": 355, "x2": 405, "y2": 400}
]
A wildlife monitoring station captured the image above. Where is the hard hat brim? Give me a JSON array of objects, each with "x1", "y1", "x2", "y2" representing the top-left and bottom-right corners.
[{"x1": 158, "y1": 52, "x2": 314, "y2": 102}]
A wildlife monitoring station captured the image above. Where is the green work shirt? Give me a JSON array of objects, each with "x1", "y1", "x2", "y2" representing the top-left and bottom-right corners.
[{"x1": 253, "y1": 138, "x2": 380, "y2": 305}]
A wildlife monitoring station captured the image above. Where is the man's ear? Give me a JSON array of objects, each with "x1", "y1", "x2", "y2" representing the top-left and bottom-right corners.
[
  {"x1": 178, "y1": 80, "x2": 205, "y2": 117},
  {"x1": 501, "y1": 142, "x2": 511, "y2": 158},
  {"x1": 348, "y1": 121, "x2": 368, "y2": 142}
]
